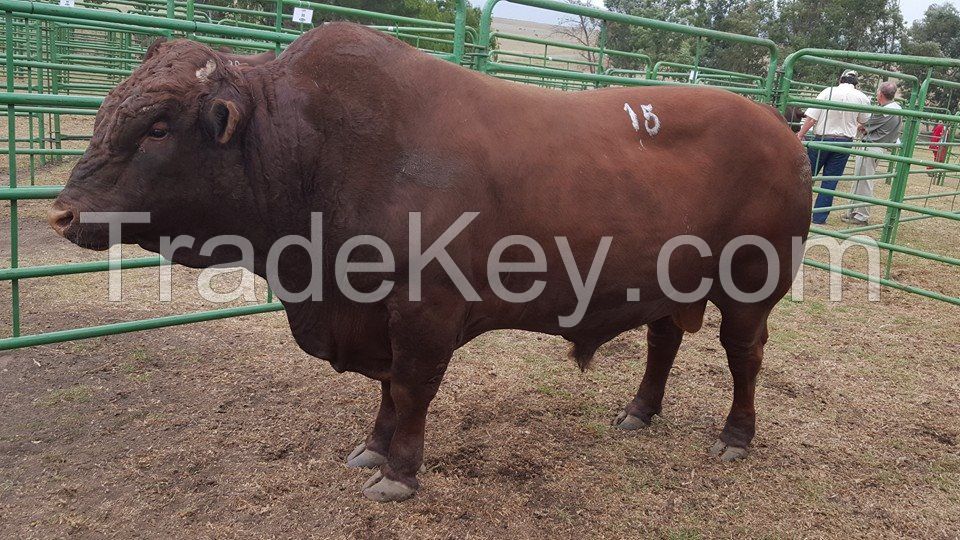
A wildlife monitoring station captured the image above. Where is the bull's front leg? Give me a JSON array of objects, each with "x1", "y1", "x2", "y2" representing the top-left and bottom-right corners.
[
  {"x1": 346, "y1": 380, "x2": 394, "y2": 468},
  {"x1": 360, "y1": 294, "x2": 460, "y2": 502},
  {"x1": 361, "y1": 355, "x2": 450, "y2": 502}
]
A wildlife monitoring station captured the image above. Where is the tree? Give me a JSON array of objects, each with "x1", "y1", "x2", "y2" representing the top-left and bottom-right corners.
[
  {"x1": 604, "y1": 0, "x2": 904, "y2": 81},
  {"x1": 769, "y1": 0, "x2": 905, "y2": 83},
  {"x1": 692, "y1": 0, "x2": 776, "y2": 75},
  {"x1": 906, "y1": 2, "x2": 960, "y2": 59},
  {"x1": 770, "y1": 0, "x2": 903, "y2": 52},
  {"x1": 901, "y1": 3, "x2": 960, "y2": 111},
  {"x1": 552, "y1": 0, "x2": 603, "y2": 73},
  {"x1": 188, "y1": 0, "x2": 482, "y2": 54},
  {"x1": 603, "y1": 0, "x2": 701, "y2": 70}
]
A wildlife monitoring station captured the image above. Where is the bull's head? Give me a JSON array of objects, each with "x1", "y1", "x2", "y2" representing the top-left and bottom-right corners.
[{"x1": 47, "y1": 39, "x2": 254, "y2": 253}]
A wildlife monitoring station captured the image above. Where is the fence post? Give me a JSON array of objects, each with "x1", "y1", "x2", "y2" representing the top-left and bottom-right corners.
[
  {"x1": 880, "y1": 72, "x2": 930, "y2": 279},
  {"x1": 5, "y1": 10, "x2": 21, "y2": 337}
]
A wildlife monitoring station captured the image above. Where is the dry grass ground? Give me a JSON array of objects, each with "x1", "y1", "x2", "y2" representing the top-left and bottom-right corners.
[{"x1": 1, "y1": 108, "x2": 959, "y2": 538}]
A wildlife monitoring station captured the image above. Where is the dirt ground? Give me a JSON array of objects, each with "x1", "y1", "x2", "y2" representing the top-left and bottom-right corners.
[{"x1": 2, "y1": 115, "x2": 960, "y2": 537}]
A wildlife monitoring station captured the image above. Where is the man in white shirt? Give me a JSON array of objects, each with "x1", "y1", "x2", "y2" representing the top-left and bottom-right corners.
[
  {"x1": 797, "y1": 70, "x2": 871, "y2": 224},
  {"x1": 841, "y1": 81, "x2": 903, "y2": 226}
]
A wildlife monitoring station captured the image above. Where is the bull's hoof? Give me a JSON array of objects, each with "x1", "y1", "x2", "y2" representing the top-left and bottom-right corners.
[
  {"x1": 346, "y1": 443, "x2": 387, "y2": 468},
  {"x1": 612, "y1": 410, "x2": 650, "y2": 430},
  {"x1": 362, "y1": 471, "x2": 417, "y2": 502},
  {"x1": 708, "y1": 439, "x2": 748, "y2": 462}
]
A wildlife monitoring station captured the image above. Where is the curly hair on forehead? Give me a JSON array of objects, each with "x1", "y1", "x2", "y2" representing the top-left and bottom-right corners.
[
  {"x1": 134, "y1": 39, "x2": 228, "y2": 83},
  {"x1": 106, "y1": 40, "x2": 235, "y2": 109}
]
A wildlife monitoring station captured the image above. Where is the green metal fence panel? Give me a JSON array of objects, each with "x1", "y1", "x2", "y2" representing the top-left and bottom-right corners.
[
  {"x1": 779, "y1": 48, "x2": 960, "y2": 305},
  {"x1": 477, "y1": 0, "x2": 779, "y2": 101},
  {"x1": 1, "y1": 0, "x2": 469, "y2": 350}
]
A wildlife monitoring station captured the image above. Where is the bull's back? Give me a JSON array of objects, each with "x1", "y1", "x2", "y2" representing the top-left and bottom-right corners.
[{"x1": 475, "y1": 85, "x2": 810, "y2": 249}]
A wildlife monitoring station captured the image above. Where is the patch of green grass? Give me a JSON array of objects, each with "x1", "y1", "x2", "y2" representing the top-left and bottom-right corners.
[
  {"x1": 40, "y1": 453, "x2": 68, "y2": 465},
  {"x1": 535, "y1": 383, "x2": 571, "y2": 399},
  {"x1": 69, "y1": 342, "x2": 94, "y2": 355},
  {"x1": 143, "y1": 412, "x2": 166, "y2": 423},
  {"x1": 583, "y1": 420, "x2": 608, "y2": 436},
  {"x1": 664, "y1": 528, "x2": 703, "y2": 540},
  {"x1": 40, "y1": 385, "x2": 92, "y2": 406},
  {"x1": 930, "y1": 455, "x2": 960, "y2": 474},
  {"x1": 927, "y1": 456, "x2": 960, "y2": 499},
  {"x1": 119, "y1": 362, "x2": 137, "y2": 374},
  {"x1": 926, "y1": 472, "x2": 958, "y2": 496},
  {"x1": 805, "y1": 301, "x2": 826, "y2": 315},
  {"x1": 129, "y1": 372, "x2": 152, "y2": 383},
  {"x1": 769, "y1": 329, "x2": 802, "y2": 344},
  {"x1": 120, "y1": 348, "x2": 153, "y2": 378},
  {"x1": 0, "y1": 479, "x2": 14, "y2": 493},
  {"x1": 892, "y1": 315, "x2": 918, "y2": 327},
  {"x1": 871, "y1": 469, "x2": 905, "y2": 487},
  {"x1": 796, "y1": 478, "x2": 829, "y2": 505}
]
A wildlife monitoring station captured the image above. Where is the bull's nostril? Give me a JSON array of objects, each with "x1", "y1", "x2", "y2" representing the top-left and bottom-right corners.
[
  {"x1": 56, "y1": 212, "x2": 73, "y2": 230},
  {"x1": 46, "y1": 206, "x2": 76, "y2": 236}
]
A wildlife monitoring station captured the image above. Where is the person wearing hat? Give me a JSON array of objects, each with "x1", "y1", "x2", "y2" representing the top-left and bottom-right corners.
[{"x1": 796, "y1": 69, "x2": 871, "y2": 225}]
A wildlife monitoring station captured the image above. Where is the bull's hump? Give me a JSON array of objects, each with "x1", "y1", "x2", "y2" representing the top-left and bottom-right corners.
[{"x1": 288, "y1": 22, "x2": 408, "y2": 65}]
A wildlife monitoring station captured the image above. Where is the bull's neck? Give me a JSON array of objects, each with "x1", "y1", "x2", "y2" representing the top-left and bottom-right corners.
[{"x1": 242, "y1": 67, "x2": 408, "y2": 232}]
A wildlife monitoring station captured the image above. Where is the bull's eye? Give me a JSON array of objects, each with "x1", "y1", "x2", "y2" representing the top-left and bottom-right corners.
[{"x1": 147, "y1": 123, "x2": 169, "y2": 139}]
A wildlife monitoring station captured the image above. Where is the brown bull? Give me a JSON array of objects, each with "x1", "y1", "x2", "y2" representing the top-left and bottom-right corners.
[{"x1": 48, "y1": 23, "x2": 812, "y2": 502}]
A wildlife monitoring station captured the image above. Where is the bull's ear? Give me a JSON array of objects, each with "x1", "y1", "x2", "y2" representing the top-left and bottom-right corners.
[
  {"x1": 206, "y1": 99, "x2": 242, "y2": 144},
  {"x1": 144, "y1": 37, "x2": 167, "y2": 61}
]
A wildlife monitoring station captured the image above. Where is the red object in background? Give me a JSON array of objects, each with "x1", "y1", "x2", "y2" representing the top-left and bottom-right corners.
[
  {"x1": 928, "y1": 123, "x2": 947, "y2": 168},
  {"x1": 929, "y1": 123, "x2": 945, "y2": 148}
]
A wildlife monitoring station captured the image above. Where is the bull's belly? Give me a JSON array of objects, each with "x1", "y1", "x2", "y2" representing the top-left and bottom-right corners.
[{"x1": 463, "y1": 289, "x2": 676, "y2": 344}]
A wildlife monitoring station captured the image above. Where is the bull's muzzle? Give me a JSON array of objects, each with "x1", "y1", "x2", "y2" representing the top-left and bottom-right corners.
[{"x1": 47, "y1": 202, "x2": 76, "y2": 238}]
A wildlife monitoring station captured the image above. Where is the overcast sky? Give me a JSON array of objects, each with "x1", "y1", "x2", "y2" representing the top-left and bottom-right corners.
[
  {"x1": 474, "y1": 0, "x2": 605, "y2": 25},
  {"x1": 475, "y1": 0, "x2": 960, "y2": 26},
  {"x1": 901, "y1": 0, "x2": 959, "y2": 23}
]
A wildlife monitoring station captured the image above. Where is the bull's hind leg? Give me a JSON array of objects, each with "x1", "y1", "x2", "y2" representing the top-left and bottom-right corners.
[
  {"x1": 709, "y1": 303, "x2": 771, "y2": 462},
  {"x1": 613, "y1": 316, "x2": 685, "y2": 429},
  {"x1": 346, "y1": 381, "x2": 394, "y2": 468}
]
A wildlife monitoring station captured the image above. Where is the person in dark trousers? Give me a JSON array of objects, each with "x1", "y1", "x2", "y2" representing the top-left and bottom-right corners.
[{"x1": 797, "y1": 70, "x2": 871, "y2": 225}]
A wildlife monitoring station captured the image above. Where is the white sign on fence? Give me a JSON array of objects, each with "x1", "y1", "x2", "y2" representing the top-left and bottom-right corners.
[
  {"x1": 292, "y1": 7, "x2": 314, "y2": 24},
  {"x1": 59, "y1": 0, "x2": 76, "y2": 7}
]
